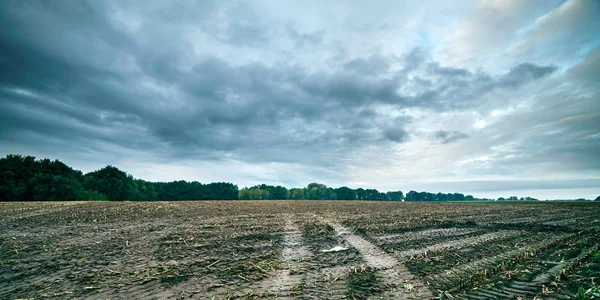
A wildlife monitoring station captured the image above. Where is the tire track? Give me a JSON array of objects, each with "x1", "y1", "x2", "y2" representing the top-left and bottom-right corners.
[
  {"x1": 373, "y1": 227, "x2": 482, "y2": 245},
  {"x1": 232, "y1": 214, "x2": 311, "y2": 297},
  {"x1": 301, "y1": 265, "x2": 351, "y2": 299},
  {"x1": 394, "y1": 230, "x2": 523, "y2": 260},
  {"x1": 321, "y1": 218, "x2": 433, "y2": 299},
  {"x1": 264, "y1": 215, "x2": 311, "y2": 294},
  {"x1": 532, "y1": 243, "x2": 599, "y2": 283},
  {"x1": 426, "y1": 233, "x2": 573, "y2": 289},
  {"x1": 433, "y1": 234, "x2": 579, "y2": 299}
]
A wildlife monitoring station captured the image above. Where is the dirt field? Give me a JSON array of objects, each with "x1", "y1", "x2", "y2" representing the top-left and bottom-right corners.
[{"x1": 1, "y1": 201, "x2": 599, "y2": 299}]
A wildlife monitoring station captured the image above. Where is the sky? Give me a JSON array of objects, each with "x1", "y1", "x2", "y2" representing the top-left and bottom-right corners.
[{"x1": 1, "y1": 0, "x2": 599, "y2": 199}]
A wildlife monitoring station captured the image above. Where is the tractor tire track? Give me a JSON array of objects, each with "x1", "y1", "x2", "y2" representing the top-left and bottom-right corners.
[
  {"x1": 425, "y1": 233, "x2": 574, "y2": 289},
  {"x1": 301, "y1": 265, "x2": 351, "y2": 299},
  {"x1": 532, "y1": 243, "x2": 599, "y2": 283},
  {"x1": 373, "y1": 227, "x2": 482, "y2": 245},
  {"x1": 394, "y1": 230, "x2": 523, "y2": 261},
  {"x1": 438, "y1": 234, "x2": 580, "y2": 299},
  {"x1": 321, "y1": 217, "x2": 433, "y2": 299},
  {"x1": 265, "y1": 215, "x2": 312, "y2": 294},
  {"x1": 231, "y1": 214, "x2": 311, "y2": 297}
]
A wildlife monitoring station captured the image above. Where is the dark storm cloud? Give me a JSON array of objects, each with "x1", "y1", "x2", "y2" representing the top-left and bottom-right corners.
[
  {"x1": 0, "y1": 89, "x2": 153, "y2": 156},
  {"x1": 497, "y1": 63, "x2": 558, "y2": 88},
  {"x1": 0, "y1": 0, "x2": 595, "y2": 196},
  {"x1": 383, "y1": 127, "x2": 409, "y2": 143},
  {"x1": 300, "y1": 71, "x2": 401, "y2": 105},
  {"x1": 380, "y1": 116, "x2": 413, "y2": 143},
  {"x1": 303, "y1": 51, "x2": 557, "y2": 111},
  {"x1": 397, "y1": 49, "x2": 558, "y2": 110},
  {"x1": 0, "y1": 0, "x2": 558, "y2": 165},
  {"x1": 431, "y1": 130, "x2": 470, "y2": 144}
]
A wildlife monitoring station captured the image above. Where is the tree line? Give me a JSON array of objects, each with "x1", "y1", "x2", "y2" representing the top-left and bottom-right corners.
[
  {"x1": 0, "y1": 155, "x2": 237, "y2": 201},
  {"x1": 0, "y1": 154, "x2": 559, "y2": 201},
  {"x1": 238, "y1": 183, "x2": 408, "y2": 201}
]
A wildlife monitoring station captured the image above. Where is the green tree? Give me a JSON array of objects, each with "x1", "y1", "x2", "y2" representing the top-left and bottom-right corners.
[
  {"x1": 269, "y1": 185, "x2": 288, "y2": 199},
  {"x1": 365, "y1": 189, "x2": 387, "y2": 200},
  {"x1": 135, "y1": 179, "x2": 158, "y2": 200},
  {"x1": 0, "y1": 155, "x2": 37, "y2": 200},
  {"x1": 436, "y1": 192, "x2": 446, "y2": 201},
  {"x1": 84, "y1": 166, "x2": 138, "y2": 201},
  {"x1": 288, "y1": 188, "x2": 305, "y2": 200},
  {"x1": 0, "y1": 154, "x2": 102, "y2": 201},
  {"x1": 239, "y1": 187, "x2": 268, "y2": 200},
  {"x1": 405, "y1": 190, "x2": 418, "y2": 201},
  {"x1": 304, "y1": 183, "x2": 335, "y2": 200},
  {"x1": 335, "y1": 186, "x2": 357, "y2": 200},
  {"x1": 453, "y1": 193, "x2": 465, "y2": 201},
  {"x1": 356, "y1": 188, "x2": 367, "y2": 200},
  {"x1": 386, "y1": 191, "x2": 404, "y2": 201}
]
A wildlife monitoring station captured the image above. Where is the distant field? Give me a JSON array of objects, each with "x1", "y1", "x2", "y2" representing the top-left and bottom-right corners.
[{"x1": 1, "y1": 201, "x2": 599, "y2": 299}]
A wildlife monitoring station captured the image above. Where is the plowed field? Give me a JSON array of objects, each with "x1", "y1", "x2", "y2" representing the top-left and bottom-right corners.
[{"x1": 1, "y1": 201, "x2": 599, "y2": 299}]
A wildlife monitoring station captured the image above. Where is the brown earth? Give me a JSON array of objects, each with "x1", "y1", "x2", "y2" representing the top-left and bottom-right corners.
[{"x1": 1, "y1": 200, "x2": 598, "y2": 299}]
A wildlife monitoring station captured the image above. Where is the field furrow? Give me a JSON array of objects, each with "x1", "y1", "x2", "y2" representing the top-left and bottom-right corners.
[
  {"x1": 1, "y1": 200, "x2": 598, "y2": 299},
  {"x1": 322, "y1": 218, "x2": 433, "y2": 299},
  {"x1": 394, "y1": 230, "x2": 523, "y2": 261},
  {"x1": 229, "y1": 214, "x2": 311, "y2": 298},
  {"x1": 372, "y1": 227, "x2": 482, "y2": 245}
]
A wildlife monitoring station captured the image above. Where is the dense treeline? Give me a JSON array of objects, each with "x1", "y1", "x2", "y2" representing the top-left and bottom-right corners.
[
  {"x1": 0, "y1": 155, "x2": 237, "y2": 201},
  {"x1": 496, "y1": 196, "x2": 538, "y2": 201},
  {"x1": 238, "y1": 183, "x2": 403, "y2": 200},
  {"x1": 0, "y1": 155, "x2": 106, "y2": 201},
  {"x1": 0, "y1": 154, "x2": 535, "y2": 202},
  {"x1": 237, "y1": 183, "x2": 495, "y2": 201}
]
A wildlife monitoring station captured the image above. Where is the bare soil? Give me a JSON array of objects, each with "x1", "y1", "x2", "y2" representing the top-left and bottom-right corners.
[{"x1": 1, "y1": 200, "x2": 599, "y2": 299}]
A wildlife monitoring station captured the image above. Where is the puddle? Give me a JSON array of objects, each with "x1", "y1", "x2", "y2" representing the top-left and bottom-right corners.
[{"x1": 321, "y1": 246, "x2": 349, "y2": 253}]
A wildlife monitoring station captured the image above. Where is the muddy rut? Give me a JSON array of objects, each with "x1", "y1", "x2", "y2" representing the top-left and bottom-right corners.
[
  {"x1": 3, "y1": 201, "x2": 598, "y2": 299},
  {"x1": 231, "y1": 214, "x2": 311, "y2": 297},
  {"x1": 321, "y1": 217, "x2": 433, "y2": 299},
  {"x1": 394, "y1": 230, "x2": 523, "y2": 260}
]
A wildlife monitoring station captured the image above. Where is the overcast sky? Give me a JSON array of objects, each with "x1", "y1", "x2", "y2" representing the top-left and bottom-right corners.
[{"x1": 1, "y1": 0, "x2": 599, "y2": 199}]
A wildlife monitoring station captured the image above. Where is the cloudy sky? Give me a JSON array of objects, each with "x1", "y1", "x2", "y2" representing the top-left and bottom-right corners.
[{"x1": 1, "y1": 0, "x2": 599, "y2": 199}]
